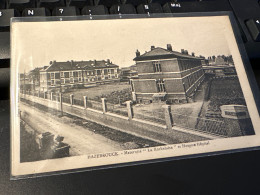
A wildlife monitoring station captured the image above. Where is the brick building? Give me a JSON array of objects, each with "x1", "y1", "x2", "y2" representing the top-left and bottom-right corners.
[
  {"x1": 131, "y1": 44, "x2": 205, "y2": 104},
  {"x1": 39, "y1": 60, "x2": 119, "y2": 91},
  {"x1": 120, "y1": 65, "x2": 138, "y2": 81}
]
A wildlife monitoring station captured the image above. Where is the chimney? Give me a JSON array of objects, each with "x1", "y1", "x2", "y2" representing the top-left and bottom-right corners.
[
  {"x1": 49, "y1": 61, "x2": 52, "y2": 65},
  {"x1": 136, "y1": 49, "x2": 140, "y2": 57},
  {"x1": 184, "y1": 50, "x2": 188, "y2": 55},
  {"x1": 151, "y1": 46, "x2": 155, "y2": 50},
  {"x1": 181, "y1": 49, "x2": 185, "y2": 54},
  {"x1": 167, "y1": 44, "x2": 172, "y2": 51},
  {"x1": 107, "y1": 59, "x2": 110, "y2": 64},
  {"x1": 192, "y1": 52, "x2": 195, "y2": 57}
]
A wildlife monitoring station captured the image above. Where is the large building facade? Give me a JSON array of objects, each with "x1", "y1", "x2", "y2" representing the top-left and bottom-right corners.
[
  {"x1": 40, "y1": 60, "x2": 119, "y2": 91},
  {"x1": 131, "y1": 44, "x2": 205, "y2": 104}
]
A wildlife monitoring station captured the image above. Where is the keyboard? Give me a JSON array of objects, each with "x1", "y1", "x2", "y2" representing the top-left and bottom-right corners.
[{"x1": 1, "y1": 0, "x2": 260, "y2": 100}]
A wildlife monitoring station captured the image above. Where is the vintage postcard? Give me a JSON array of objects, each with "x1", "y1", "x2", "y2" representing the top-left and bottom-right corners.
[{"x1": 11, "y1": 14, "x2": 260, "y2": 178}]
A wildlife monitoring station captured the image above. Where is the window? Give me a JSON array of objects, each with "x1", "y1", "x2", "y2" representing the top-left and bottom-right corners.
[
  {"x1": 55, "y1": 72, "x2": 60, "y2": 79},
  {"x1": 74, "y1": 71, "x2": 78, "y2": 77},
  {"x1": 51, "y1": 73, "x2": 55, "y2": 79},
  {"x1": 153, "y1": 61, "x2": 161, "y2": 72},
  {"x1": 79, "y1": 77, "x2": 82, "y2": 82},
  {"x1": 96, "y1": 70, "x2": 101, "y2": 75},
  {"x1": 64, "y1": 72, "x2": 69, "y2": 78},
  {"x1": 70, "y1": 78, "x2": 74, "y2": 83},
  {"x1": 51, "y1": 80, "x2": 55, "y2": 86},
  {"x1": 60, "y1": 72, "x2": 64, "y2": 77},
  {"x1": 157, "y1": 80, "x2": 166, "y2": 92}
]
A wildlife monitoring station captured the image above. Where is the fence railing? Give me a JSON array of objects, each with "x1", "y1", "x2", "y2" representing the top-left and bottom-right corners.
[
  {"x1": 20, "y1": 90, "x2": 228, "y2": 137},
  {"x1": 87, "y1": 99, "x2": 103, "y2": 112},
  {"x1": 172, "y1": 112, "x2": 227, "y2": 136},
  {"x1": 106, "y1": 103, "x2": 128, "y2": 117},
  {"x1": 134, "y1": 112, "x2": 165, "y2": 126},
  {"x1": 74, "y1": 98, "x2": 84, "y2": 107}
]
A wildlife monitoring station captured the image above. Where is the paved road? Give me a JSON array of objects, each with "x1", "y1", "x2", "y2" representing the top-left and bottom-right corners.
[{"x1": 20, "y1": 103, "x2": 123, "y2": 156}]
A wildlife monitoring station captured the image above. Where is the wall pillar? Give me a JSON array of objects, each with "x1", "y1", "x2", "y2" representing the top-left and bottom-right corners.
[
  {"x1": 43, "y1": 92, "x2": 46, "y2": 99},
  {"x1": 126, "y1": 101, "x2": 134, "y2": 120},
  {"x1": 132, "y1": 92, "x2": 137, "y2": 102},
  {"x1": 50, "y1": 92, "x2": 53, "y2": 101},
  {"x1": 101, "y1": 98, "x2": 107, "y2": 113},
  {"x1": 38, "y1": 90, "x2": 40, "y2": 97},
  {"x1": 60, "y1": 93, "x2": 63, "y2": 116},
  {"x1": 220, "y1": 105, "x2": 255, "y2": 137},
  {"x1": 70, "y1": 94, "x2": 74, "y2": 106},
  {"x1": 162, "y1": 105, "x2": 173, "y2": 129},
  {"x1": 83, "y1": 96, "x2": 87, "y2": 109}
]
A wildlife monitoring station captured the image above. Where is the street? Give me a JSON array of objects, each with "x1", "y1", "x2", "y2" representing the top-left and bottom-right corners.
[{"x1": 20, "y1": 102, "x2": 124, "y2": 156}]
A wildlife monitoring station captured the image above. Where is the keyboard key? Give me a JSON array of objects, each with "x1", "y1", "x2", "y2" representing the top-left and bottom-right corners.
[
  {"x1": 52, "y1": 6, "x2": 79, "y2": 16},
  {"x1": 0, "y1": 0, "x2": 6, "y2": 9},
  {"x1": 22, "y1": 7, "x2": 51, "y2": 16},
  {"x1": 149, "y1": 0, "x2": 169, "y2": 5},
  {"x1": 122, "y1": 0, "x2": 147, "y2": 7},
  {"x1": 94, "y1": 0, "x2": 120, "y2": 8},
  {"x1": 110, "y1": 4, "x2": 136, "y2": 14},
  {"x1": 38, "y1": 0, "x2": 65, "y2": 10},
  {"x1": 82, "y1": 5, "x2": 108, "y2": 15},
  {"x1": 8, "y1": 0, "x2": 36, "y2": 11},
  {"x1": 163, "y1": 1, "x2": 231, "y2": 13},
  {"x1": 0, "y1": 9, "x2": 20, "y2": 31},
  {"x1": 136, "y1": 3, "x2": 163, "y2": 14},
  {"x1": 246, "y1": 19, "x2": 260, "y2": 42},
  {"x1": 68, "y1": 0, "x2": 92, "y2": 8},
  {"x1": 175, "y1": 0, "x2": 196, "y2": 2}
]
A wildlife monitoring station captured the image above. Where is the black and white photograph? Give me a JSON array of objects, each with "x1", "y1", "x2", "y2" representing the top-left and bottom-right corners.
[{"x1": 11, "y1": 15, "x2": 260, "y2": 177}]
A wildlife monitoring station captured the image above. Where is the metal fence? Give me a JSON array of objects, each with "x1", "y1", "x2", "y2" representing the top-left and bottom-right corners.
[
  {"x1": 86, "y1": 99, "x2": 103, "y2": 111},
  {"x1": 196, "y1": 118, "x2": 227, "y2": 136},
  {"x1": 106, "y1": 103, "x2": 128, "y2": 117},
  {"x1": 172, "y1": 113, "x2": 227, "y2": 136},
  {"x1": 134, "y1": 112, "x2": 166, "y2": 126},
  {"x1": 39, "y1": 92, "x2": 45, "y2": 98},
  {"x1": 63, "y1": 96, "x2": 71, "y2": 104},
  {"x1": 21, "y1": 90, "x2": 227, "y2": 136},
  {"x1": 74, "y1": 98, "x2": 84, "y2": 107}
]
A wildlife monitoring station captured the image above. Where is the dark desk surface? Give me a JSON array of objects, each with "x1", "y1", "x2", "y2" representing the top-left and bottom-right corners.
[{"x1": 1, "y1": 70, "x2": 260, "y2": 195}]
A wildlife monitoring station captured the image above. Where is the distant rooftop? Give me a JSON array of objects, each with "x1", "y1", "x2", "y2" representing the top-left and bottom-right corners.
[
  {"x1": 42, "y1": 60, "x2": 119, "y2": 72},
  {"x1": 134, "y1": 44, "x2": 204, "y2": 61}
]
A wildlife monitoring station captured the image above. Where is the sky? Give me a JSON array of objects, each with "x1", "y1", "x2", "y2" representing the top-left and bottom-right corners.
[{"x1": 12, "y1": 16, "x2": 233, "y2": 72}]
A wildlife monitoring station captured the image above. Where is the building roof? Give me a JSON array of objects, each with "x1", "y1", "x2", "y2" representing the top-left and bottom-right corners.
[
  {"x1": 43, "y1": 60, "x2": 119, "y2": 72},
  {"x1": 133, "y1": 47, "x2": 204, "y2": 61}
]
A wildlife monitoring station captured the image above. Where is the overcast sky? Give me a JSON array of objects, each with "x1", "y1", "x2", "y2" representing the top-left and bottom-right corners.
[{"x1": 13, "y1": 16, "x2": 233, "y2": 72}]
